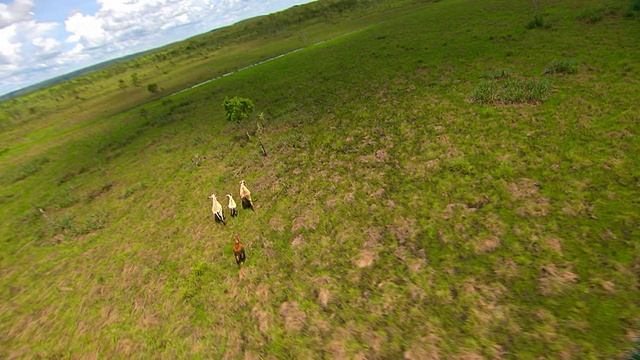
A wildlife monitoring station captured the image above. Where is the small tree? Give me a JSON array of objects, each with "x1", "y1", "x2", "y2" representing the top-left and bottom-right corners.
[
  {"x1": 130, "y1": 73, "x2": 140, "y2": 87},
  {"x1": 223, "y1": 96, "x2": 254, "y2": 140},
  {"x1": 147, "y1": 83, "x2": 159, "y2": 94},
  {"x1": 222, "y1": 97, "x2": 267, "y2": 156},
  {"x1": 256, "y1": 112, "x2": 267, "y2": 157}
]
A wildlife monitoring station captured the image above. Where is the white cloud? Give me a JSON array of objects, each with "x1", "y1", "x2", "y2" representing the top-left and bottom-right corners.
[
  {"x1": 1, "y1": 0, "x2": 316, "y2": 95},
  {"x1": 0, "y1": 24, "x2": 21, "y2": 64},
  {"x1": 0, "y1": 19, "x2": 59, "y2": 63},
  {"x1": 65, "y1": 12, "x2": 108, "y2": 47},
  {"x1": 0, "y1": 0, "x2": 34, "y2": 29},
  {"x1": 32, "y1": 37, "x2": 61, "y2": 56}
]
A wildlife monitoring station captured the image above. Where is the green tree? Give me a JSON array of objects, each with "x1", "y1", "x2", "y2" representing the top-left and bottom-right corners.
[
  {"x1": 147, "y1": 83, "x2": 159, "y2": 94},
  {"x1": 222, "y1": 96, "x2": 254, "y2": 124},
  {"x1": 130, "y1": 73, "x2": 140, "y2": 87},
  {"x1": 222, "y1": 96, "x2": 267, "y2": 156}
]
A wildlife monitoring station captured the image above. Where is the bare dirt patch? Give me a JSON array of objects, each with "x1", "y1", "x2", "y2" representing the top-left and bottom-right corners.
[
  {"x1": 389, "y1": 216, "x2": 418, "y2": 244},
  {"x1": 317, "y1": 288, "x2": 331, "y2": 309},
  {"x1": 354, "y1": 249, "x2": 378, "y2": 268},
  {"x1": 252, "y1": 304, "x2": 273, "y2": 334},
  {"x1": 291, "y1": 234, "x2": 305, "y2": 247},
  {"x1": 507, "y1": 178, "x2": 540, "y2": 198},
  {"x1": 291, "y1": 209, "x2": 319, "y2": 233},
  {"x1": 279, "y1": 301, "x2": 307, "y2": 332},
  {"x1": 362, "y1": 226, "x2": 383, "y2": 248},
  {"x1": 542, "y1": 237, "x2": 563, "y2": 254},
  {"x1": 269, "y1": 215, "x2": 286, "y2": 232},
  {"x1": 516, "y1": 197, "x2": 550, "y2": 217},
  {"x1": 404, "y1": 334, "x2": 442, "y2": 360},
  {"x1": 473, "y1": 236, "x2": 501, "y2": 254}
]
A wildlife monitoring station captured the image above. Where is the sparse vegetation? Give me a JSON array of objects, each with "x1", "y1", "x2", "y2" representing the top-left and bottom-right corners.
[
  {"x1": 526, "y1": 13, "x2": 550, "y2": 29},
  {"x1": 147, "y1": 83, "x2": 159, "y2": 94},
  {"x1": 543, "y1": 58, "x2": 579, "y2": 75},
  {"x1": 1, "y1": 0, "x2": 639, "y2": 358},
  {"x1": 471, "y1": 77, "x2": 551, "y2": 104}
]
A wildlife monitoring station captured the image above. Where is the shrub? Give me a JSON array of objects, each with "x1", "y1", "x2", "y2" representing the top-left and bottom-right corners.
[
  {"x1": 79, "y1": 211, "x2": 109, "y2": 234},
  {"x1": 471, "y1": 78, "x2": 551, "y2": 104},
  {"x1": 543, "y1": 58, "x2": 579, "y2": 75},
  {"x1": 526, "y1": 14, "x2": 550, "y2": 29},
  {"x1": 471, "y1": 81, "x2": 499, "y2": 104},
  {"x1": 122, "y1": 182, "x2": 147, "y2": 198},
  {"x1": 3, "y1": 157, "x2": 50, "y2": 184},
  {"x1": 577, "y1": 8, "x2": 604, "y2": 23},
  {"x1": 147, "y1": 83, "x2": 159, "y2": 94},
  {"x1": 501, "y1": 78, "x2": 552, "y2": 103}
]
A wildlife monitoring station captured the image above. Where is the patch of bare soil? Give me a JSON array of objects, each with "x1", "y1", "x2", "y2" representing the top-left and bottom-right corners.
[
  {"x1": 389, "y1": 216, "x2": 418, "y2": 244},
  {"x1": 516, "y1": 197, "x2": 550, "y2": 217},
  {"x1": 354, "y1": 249, "x2": 378, "y2": 268},
  {"x1": 505, "y1": 178, "x2": 551, "y2": 217},
  {"x1": 441, "y1": 203, "x2": 477, "y2": 220},
  {"x1": 316, "y1": 288, "x2": 331, "y2": 309},
  {"x1": 507, "y1": 178, "x2": 540, "y2": 198},
  {"x1": 279, "y1": 301, "x2": 307, "y2": 332},
  {"x1": 362, "y1": 226, "x2": 383, "y2": 248},
  {"x1": 542, "y1": 237, "x2": 563, "y2": 254},
  {"x1": 268, "y1": 215, "x2": 286, "y2": 232},
  {"x1": 252, "y1": 304, "x2": 273, "y2": 334},
  {"x1": 291, "y1": 234, "x2": 305, "y2": 247},
  {"x1": 473, "y1": 236, "x2": 501, "y2": 254},
  {"x1": 291, "y1": 209, "x2": 319, "y2": 233},
  {"x1": 404, "y1": 334, "x2": 442, "y2": 360},
  {"x1": 359, "y1": 149, "x2": 389, "y2": 164}
]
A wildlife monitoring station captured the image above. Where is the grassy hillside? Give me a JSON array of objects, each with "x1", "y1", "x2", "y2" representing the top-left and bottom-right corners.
[{"x1": 1, "y1": 0, "x2": 639, "y2": 358}]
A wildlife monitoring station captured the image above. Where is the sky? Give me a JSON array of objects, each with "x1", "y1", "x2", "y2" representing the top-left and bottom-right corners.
[{"x1": 0, "y1": 0, "x2": 316, "y2": 96}]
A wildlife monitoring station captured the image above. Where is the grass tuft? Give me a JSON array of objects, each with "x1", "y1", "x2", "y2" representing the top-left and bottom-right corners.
[
  {"x1": 543, "y1": 58, "x2": 579, "y2": 75},
  {"x1": 577, "y1": 5, "x2": 622, "y2": 23},
  {"x1": 526, "y1": 14, "x2": 551, "y2": 29},
  {"x1": 2, "y1": 157, "x2": 50, "y2": 184},
  {"x1": 122, "y1": 182, "x2": 147, "y2": 198},
  {"x1": 471, "y1": 78, "x2": 551, "y2": 104}
]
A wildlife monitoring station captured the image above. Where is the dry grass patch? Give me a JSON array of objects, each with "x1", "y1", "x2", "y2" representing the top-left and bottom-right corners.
[
  {"x1": 507, "y1": 178, "x2": 540, "y2": 198},
  {"x1": 441, "y1": 203, "x2": 477, "y2": 220},
  {"x1": 316, "y1": 287, "x2": 331, "y2": 309},
  {"x1": 291, "y1": 208, "x2": 319, "y2": 233},
  {"x1": 539, "y1": 264, "x2": 579, "y2": 296},
  {"x1": 325, "y1": 195, "x2": 339, "y2": 210},
  {"x1": 252, "y1": 304, "x2": 274, "y2": 335},
  {"x1": 389, "y1": 216, "x2": 417, "y2": 244},
  {"x1": 453, "y1": 351, "x2": 487, "y2": 360},
  {"x1": 354, "y1": 249, "x2": 378, "y2": 268},
  {"x1": 291, "y1": 234, "x2": 305, "y2": 247},
  {"x1": 494, "y1": 259, "x2": 519, "y2": 279},
  {"x1": 561, "y1": 199, "x2": 596, "y2": 217},
  {"x1": 403, "y1": 334, "x2": 442, "y2": 360},
  {"x1": 506, "y1": 178, "x2": 550, "y2": 217},
  {"x1": 472, "y1": 235, "x2": 501, "y2": 254},
  {"x1": 362, "y1": 226, "x2": 384, "y2": 248},
  {"x1": 516, "y1": 197, "x2": 550, "y2": 217},
  {"x1": 268, "y1": 215, "x2": 286, "y2": 232},
  {"x1": 542, "y1": 236, "x2": 563, "y2": 254},
  {"x1": 278, "y1": 301, "x2": 307, "y2": 332}
]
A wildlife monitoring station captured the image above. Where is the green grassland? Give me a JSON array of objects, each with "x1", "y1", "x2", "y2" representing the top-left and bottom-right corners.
[{"x1": 1, "y1": 0, "x2": 639, "y2": 358}]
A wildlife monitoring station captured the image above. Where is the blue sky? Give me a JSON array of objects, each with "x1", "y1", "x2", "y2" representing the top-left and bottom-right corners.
[{"x1": 0, "y1": 0, "x2": 315, "y2": 96}]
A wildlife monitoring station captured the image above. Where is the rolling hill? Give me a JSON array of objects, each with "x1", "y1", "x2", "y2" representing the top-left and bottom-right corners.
[{"x1": 1, "y1": 0, "x2": 639, "y2": 358}]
